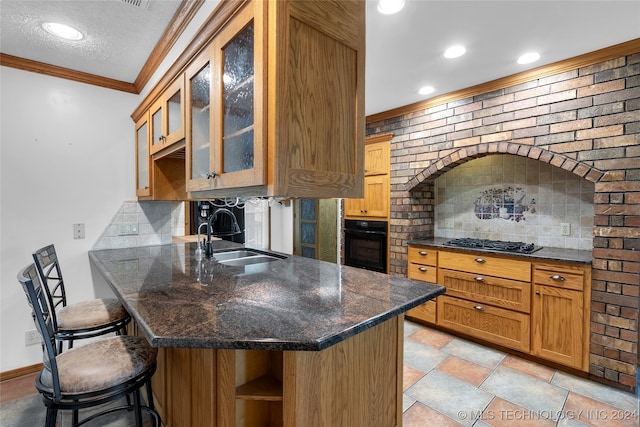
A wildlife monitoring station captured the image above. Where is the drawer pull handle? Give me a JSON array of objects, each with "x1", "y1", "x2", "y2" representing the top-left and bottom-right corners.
[
  {"x1": 474, "y1": 305, "x2": 485, "y2": 311},
  {"x1": 474, "y1": 276, "x2": 485, "y2": 282},
  {"x1": 550, "y1": 274, "x2": 565, "y2": 281},
  {"x1": 418, "y1": 267, "x2": 428, "y2": 272},
  {"x1": 419, "y1": 251, "x2": 427, "y2": 256},
  {"x1": 474, "y1": 257, "x2": 486, "y2": 263}
]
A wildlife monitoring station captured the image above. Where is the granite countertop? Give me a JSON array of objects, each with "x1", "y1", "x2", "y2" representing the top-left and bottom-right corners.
[
  {"x1": 89, "y1": 241, "x2": 445, "y2": 351},
  {"x1": 408, "y1": 237, "x2": 592, "y2": 264}
]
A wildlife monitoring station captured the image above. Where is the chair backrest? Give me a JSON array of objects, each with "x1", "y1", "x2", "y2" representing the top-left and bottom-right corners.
[
  {"x1": 33, "y1": 244, "x2": 66, "y2": 327},
  {"x1": 17, "y1": 263, "x2": 62, "y2": 400}
]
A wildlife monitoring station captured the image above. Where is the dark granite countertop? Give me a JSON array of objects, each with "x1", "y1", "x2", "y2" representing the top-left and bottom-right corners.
[
  {"x1": 89, "y1": 241, "x2": 445, "y2": 351},
  {"x1": 408, "y1": 237, "x2": 592, "y2": 264}
]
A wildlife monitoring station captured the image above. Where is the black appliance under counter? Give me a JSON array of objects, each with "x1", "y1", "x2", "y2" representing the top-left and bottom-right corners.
[{"x1": 409, "y1": 237, "x2": 592, "y2": 264}]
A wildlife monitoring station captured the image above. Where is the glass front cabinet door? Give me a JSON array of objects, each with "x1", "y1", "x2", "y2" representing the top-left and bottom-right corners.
[
  {"x1": 135, "y1": 114, "x2": 151, "y2": 197},
  {"x1": 150, "y1": 76, "x2": 185, "y2": 155},
  {"x1": 186, "y1": 1, "x2": 265, "y2": 193}
]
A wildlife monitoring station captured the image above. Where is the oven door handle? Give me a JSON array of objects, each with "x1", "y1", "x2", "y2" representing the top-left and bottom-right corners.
[{"x1": 344, "y1": 229, "x2": 387, "y2": 237}]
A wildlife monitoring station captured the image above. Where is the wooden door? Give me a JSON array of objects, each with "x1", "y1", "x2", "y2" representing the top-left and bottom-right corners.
[{"x1": 531, "y1": 285, "x2": 583, "y2": 369}]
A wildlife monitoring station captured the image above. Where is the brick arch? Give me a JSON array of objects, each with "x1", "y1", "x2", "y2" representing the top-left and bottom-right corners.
[{"x1": 403, "y1": 142, "x2": 606, "y2": 192}]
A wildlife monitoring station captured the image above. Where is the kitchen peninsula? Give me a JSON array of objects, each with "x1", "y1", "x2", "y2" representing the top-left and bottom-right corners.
[{"x1": 89, "y1": 240, "x2": 445, "y2": 427}]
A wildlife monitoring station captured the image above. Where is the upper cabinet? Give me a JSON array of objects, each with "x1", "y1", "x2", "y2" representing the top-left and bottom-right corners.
[
  {"x1": 133, "y1": 0, "x2": 365, "y2": 200},
  {"x1": 150, "y1": 76, "x2": 185, "y2": 155},
  {"x1": 344, "y1": 134, "x2": 391, "y2": 219},
  {"x1": 135, "y1": 114, "x2": 151, "y2": 198}
]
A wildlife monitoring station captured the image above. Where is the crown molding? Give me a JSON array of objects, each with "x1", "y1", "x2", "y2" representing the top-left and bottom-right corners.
[
  {"x1": 0, "y1": 53, "x2": 137, "y2": 93},
  {"x1": 367, "y1": 38, "x2": 640, "y2": 124}
]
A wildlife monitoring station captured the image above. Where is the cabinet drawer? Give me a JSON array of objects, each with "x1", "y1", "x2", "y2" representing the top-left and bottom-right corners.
[
  {"x1": 407, "y1": 300, "x2": 437, "y2": 324},
  {"x1": 439, "y1": 251, "x2": 531, "y2": 282},
  {"x1": 439, "y1": 269, "x2": 531, "y2": 313},
  {"x1": 408, "y1": 263, "x2": 437, "y2": 283},
  {"x1": 437, "y1": 296, "x2": 530, "y2": 352},
  {"x1": 408, "y1": 246, "x2": 437, "y2": 266},
  {"x1": 533, "y1": 263, "x2": 585, "y2": 291}
]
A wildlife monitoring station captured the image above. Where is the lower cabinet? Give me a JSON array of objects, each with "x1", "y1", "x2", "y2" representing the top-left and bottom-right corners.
[
  {"x1": 406, "y1": 244, "x2": 591, "y2": 372},
  {"x1": 437, "y1": 295, "x2": 530, "y2": 352},
  {"x1": 531, "y1": 262, "x2": 590, "y2": 370},
  {"x1": 143, "y1": 316, "x2": 403, "y2": 427}
]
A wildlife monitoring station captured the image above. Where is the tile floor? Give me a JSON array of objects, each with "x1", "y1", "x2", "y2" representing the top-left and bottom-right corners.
[{"x1": 1, "y1": 321, "x2": 638, "y2": 426}]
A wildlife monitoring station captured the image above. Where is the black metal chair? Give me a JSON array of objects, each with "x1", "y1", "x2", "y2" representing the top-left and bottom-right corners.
[
  {"x1": 33, "y1": 244, "x2": 131, "y2": 352},
  {"x1": 17, "y1": 263, "x2": 161, "y2": 427}
]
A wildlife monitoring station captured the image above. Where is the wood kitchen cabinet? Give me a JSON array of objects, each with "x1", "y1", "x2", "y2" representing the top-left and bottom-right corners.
[
  {"x1": 344, "y1": 136, "x2": 390, "y2": 219},
  {"x1": 406, "y1": 244, "x2": 592, "y2": 372},
  {"x1": 437, "y1": 251, "x2": 532, "y2": 352},
  {"x1": 531, "y1": 262, "x2": 591, "y2": 370},
  {"x1": 133, "y1": 0, "x2": 365, "y2": 200},
  {"x1": 150, "y1": 76, "x2": 185, "y2": 155},
  {"x1": 135, "y1": 114, "x2": 152, "y2": 198},
  {"x1": 406, "y1": 246, "x2": 438, "y2": 323}
]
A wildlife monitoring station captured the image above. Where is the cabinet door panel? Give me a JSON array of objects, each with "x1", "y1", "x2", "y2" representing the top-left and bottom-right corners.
[
  {"x1": 364, "y1": 142, "x2": 389, "y2": 176},
  {"x1": 437, "y1": 295, "x2": 530, "y2": 352},
  {"x1": 439, "y1": 251, "x2": 531, "y2": 282},
  {"x1": 407, "y1": 300, "x2": 437, "y2": 324},
  {"x1": 438, "y1": 269, "x2": 531, "y2": 313},
  {"x1": 135, "y1": 115, "x2": 151, "y2": 197},
  {"x1": 408, "y1": 246, "x2": 437, "y2": 266},
  {"x1": 532, "y1": 285, "x2": 583, "y2": 369},
  {"x1": 185, "y1": 50, "x2": 212, "y2": 191},
  {"x1": 363, "y1": 175, "x2": 388, "y2": 217}
]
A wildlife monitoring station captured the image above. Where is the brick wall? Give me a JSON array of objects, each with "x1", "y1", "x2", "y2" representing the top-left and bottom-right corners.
[{"x1": 366, "y1": 52, "x2": 640, "y2": 392}]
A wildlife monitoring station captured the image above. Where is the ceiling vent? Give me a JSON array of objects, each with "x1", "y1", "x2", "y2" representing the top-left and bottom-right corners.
[{"x1": 121, "y1": 0, "x2": 150, "y2": 9}]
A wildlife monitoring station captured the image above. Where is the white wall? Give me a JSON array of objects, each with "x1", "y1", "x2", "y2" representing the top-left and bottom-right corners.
[{"x1": 0, "y1": 67, "x2": 138, "y2": 371}]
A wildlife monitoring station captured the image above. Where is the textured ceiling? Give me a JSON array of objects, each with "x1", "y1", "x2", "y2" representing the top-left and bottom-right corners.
[
  {"x1": 1, "y1": 0, "x2": 639, "y2": 116},
  {"x1": 0, "y1": 0, "x2": 182, "y2": 82}
]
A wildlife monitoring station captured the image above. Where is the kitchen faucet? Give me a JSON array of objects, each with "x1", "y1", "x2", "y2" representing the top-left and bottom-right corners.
[{"x1": 204, "y1": 208, "x2": 241, "y2": 257}]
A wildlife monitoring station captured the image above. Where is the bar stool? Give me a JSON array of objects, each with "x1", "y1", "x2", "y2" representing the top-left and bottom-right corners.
[
  {"x1": 33, "y1": 244, "x2": 131, "y2": 352},
  {"x1": 18, "y1": 263, "x2": 161, "y2": 427}
]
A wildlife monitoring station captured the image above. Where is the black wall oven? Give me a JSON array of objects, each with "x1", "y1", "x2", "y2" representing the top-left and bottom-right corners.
[{"x1": 344, "y1": 219, "x2": 388, "y2": 273}]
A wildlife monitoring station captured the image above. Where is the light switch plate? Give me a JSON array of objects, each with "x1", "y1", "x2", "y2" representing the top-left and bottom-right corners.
[{"x1": 73, "y1": 223, "x2": 85, "y2": 239}]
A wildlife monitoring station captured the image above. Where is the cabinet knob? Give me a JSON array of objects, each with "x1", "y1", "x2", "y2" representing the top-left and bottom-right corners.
[
  {"x1": 474, "y1": 276, "x2": 485, "y2": 282},
  {"x1": 549, "y1": 274, "x2": 565, "y2": 281},
  {"x1": 474, "y1": 257, "x2": 486, "y2": 263},
  {"x1": 206, "y1": 171, "x2": 217, "y2": 179},
  {"x1": 535, "y1": 291, "x2": 540, "y2": 295},
  {"x1": 418, "y1": 267, "x2": 428, "y2": 272},
  {"x1": 419, "y1": 251, "x2": 427, "y2": 256},
  {"x1": 473, "y1": 305, "x2": 485, "y2": 311}
]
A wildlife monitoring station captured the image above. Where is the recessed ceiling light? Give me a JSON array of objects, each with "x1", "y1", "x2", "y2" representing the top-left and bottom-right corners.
[
  {"x1": 378, "y1": 0, "x2": 405, "y2": 15},
  {"x1": 42, "y1": 22, "x2": 83, "y2": 41},
  {"x1": 517, "y1": 52, "x2": 540, "y2": 65},
  {"x1": 418, "y1": 86, "x2": 435, "y2": 96},
  {"x1": 444, "y1": 45, "x2": 466, "y2": 59}
]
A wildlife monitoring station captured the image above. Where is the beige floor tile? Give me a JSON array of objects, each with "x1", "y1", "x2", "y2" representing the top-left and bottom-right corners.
[
  {"x1": 436, "y1": 355, "x2": 493, "y2": 387},
  {"x1": 408, "y1": 327, "x2": 454, "y2": 349},
  {"x1": 403, "y1": 365, "x2": 425, "y2": 391},
  {"x1": 403, "y1": 401, "x2": 464, "y2": 427},
  {"x1": 500, "y1": 355, "x2": 555, "y2": 383},
  {"x1": 482, "y1": 397, "x2": 556, "y2": 427},
  {"x1": 562, "y1": 391, "x2": 640, "y2": 427}
]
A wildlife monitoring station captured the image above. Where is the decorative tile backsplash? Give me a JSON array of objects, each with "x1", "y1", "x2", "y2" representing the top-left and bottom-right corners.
[{"x1": 434, "y1": 154, "x2": 594, "y2": 250}]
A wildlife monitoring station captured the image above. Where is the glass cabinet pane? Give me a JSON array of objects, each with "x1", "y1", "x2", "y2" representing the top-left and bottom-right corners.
[
  {"x1": 152, "y1": 107, "x2": 162, "y2": 149},
  {"x1": 167, "y1": 90, "x2": 181, "y2": 135},
  {"x1": 190, "y1": 63, "x2": 211, "y2": 180},
  {"x1": 137, "y1": 122, "x2": 149, "y2": 190},
  {"x1": 222, "y1": 22, "x2": 254, "y2": 173}
]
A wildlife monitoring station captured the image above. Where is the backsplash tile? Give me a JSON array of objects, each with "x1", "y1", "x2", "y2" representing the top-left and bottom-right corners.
[
  {"x1": 434, "y1": 154, "x2": 594, "y2": 250},
  {"x1": 93, "y1": 201, "x2": 177, "y2": 250}
]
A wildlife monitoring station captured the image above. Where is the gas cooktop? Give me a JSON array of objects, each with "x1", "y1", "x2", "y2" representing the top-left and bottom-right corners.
[{"x1": 444, "y1": 238, "x2": 542, "y2": 254}]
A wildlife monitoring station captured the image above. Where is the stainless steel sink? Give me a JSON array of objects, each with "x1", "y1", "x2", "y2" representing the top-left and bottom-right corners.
[{"x1": 212, "y1": 248, "x2": 287, "y2": 266}]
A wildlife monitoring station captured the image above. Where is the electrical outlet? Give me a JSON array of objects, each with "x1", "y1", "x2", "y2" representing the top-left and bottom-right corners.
[
  {"x1": 444, "y1": 218, "x2": 454, "y2": 229},
  {"x1": 25, "y1": 329, "x2": 41, "y2": 346},
  {"x1": 560, "y1": 223, "x2": 571, "y2": 236},
  {"x1": 73, "y1": 223, "x2": 85, "y2": 239},
  {"x1": 118, "y1": 222, "x2": 139, "y2": 236}
]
